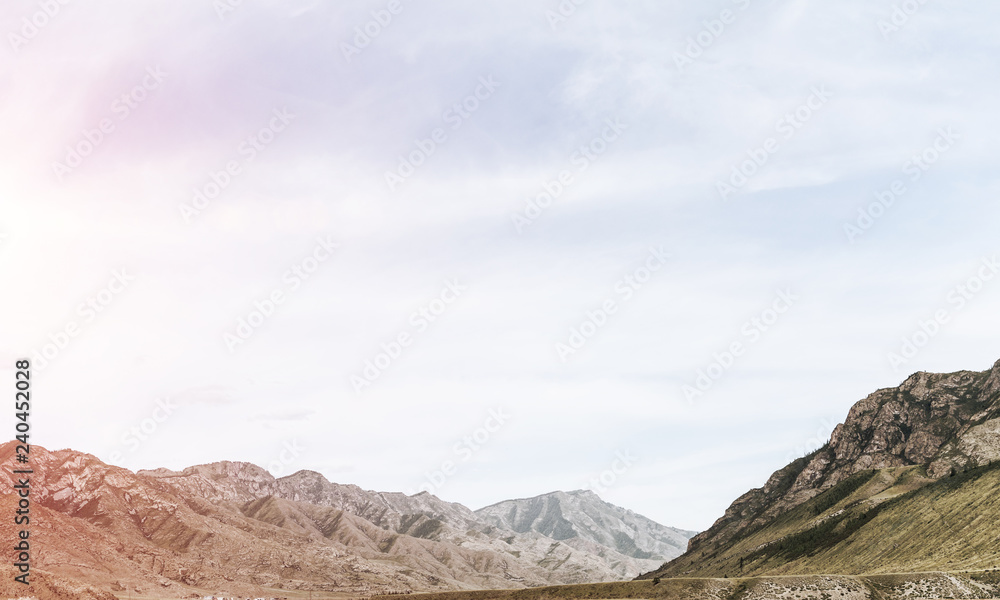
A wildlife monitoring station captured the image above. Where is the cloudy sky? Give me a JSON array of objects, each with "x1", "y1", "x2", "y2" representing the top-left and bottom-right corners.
[{"x1": 2, "y1": 0, "x2": 999, "y2": 532}]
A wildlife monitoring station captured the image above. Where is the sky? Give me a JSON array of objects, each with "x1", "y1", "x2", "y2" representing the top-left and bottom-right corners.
[{"x1": 1, "y1": 0, "x2": 999, "y2": 533}]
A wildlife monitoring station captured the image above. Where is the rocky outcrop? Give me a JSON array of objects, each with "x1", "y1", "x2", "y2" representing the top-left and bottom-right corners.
[{"x1": 654, "y1": 359, "x2": 1000, "y2": 572}]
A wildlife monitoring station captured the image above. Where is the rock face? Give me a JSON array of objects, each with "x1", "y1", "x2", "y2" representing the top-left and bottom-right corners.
[
  {"x1": 0, "y1": 443, "x2": 693, "y2": 599},
  {"x1": 649, "y1": 359, "x2": 1000, "y2": 576}
]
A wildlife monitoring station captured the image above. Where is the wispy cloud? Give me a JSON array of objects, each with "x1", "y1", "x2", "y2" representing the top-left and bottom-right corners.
[{"x1": 2, "y1": 0, "x2": 998, "y2": 531}]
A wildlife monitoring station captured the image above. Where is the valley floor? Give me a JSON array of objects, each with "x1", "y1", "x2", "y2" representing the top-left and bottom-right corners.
[
  {"x1": 374, "y1": 571, "x2": 1000, "y2": 600},
  {"x1": 7, "y1": 567, "x2": 1000, "y2": 600}
]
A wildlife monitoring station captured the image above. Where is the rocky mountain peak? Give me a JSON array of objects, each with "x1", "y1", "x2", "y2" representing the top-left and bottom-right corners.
[
  {"x1": 665, "y1": 359, "x2": 1000, "y2": 566},
  {"x1": 187, "y1": 460, "x2": 275, "y2": 481},
  {"x1": 276, "y1": 468, "x2": 328, "y2": 483},
  {"x1": 475, "y1": 488, "x2": 696, "y2": 561}
]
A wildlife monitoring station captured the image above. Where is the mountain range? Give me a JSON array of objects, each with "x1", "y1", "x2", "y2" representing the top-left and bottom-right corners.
[
  {"x1": 0, "y1": 443, "x2": 694, "y2": 599},
  {"x1": 7, "y1": 358, "x2": 1000, "y2": 600}
]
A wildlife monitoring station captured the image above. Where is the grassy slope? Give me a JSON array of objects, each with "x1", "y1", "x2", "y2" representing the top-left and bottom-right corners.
[{"x1": 654, "y1": 461, "x2": 1000, "y2": 578}]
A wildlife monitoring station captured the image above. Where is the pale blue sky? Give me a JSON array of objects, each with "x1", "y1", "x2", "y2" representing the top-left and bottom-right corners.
[{"x1": 2, "y1": 0, "x2": 999, "y2": 531}]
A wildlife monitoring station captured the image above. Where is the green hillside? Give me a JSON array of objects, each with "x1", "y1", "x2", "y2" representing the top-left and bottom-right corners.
[{"x1": 649, "y1": 459, "x2": 1000, "y2": 578}]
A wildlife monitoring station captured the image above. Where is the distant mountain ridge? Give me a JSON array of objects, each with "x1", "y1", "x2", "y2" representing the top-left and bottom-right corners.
[
  {"x1": 476, "y1": 490, "x2": 693, "y2": 561},
  {"x1": 0, "y1": 443, "x2": 694, "y2": 599},
  {"x1": 141, "y1": 460, "x2": 694, "y2": 571}
]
